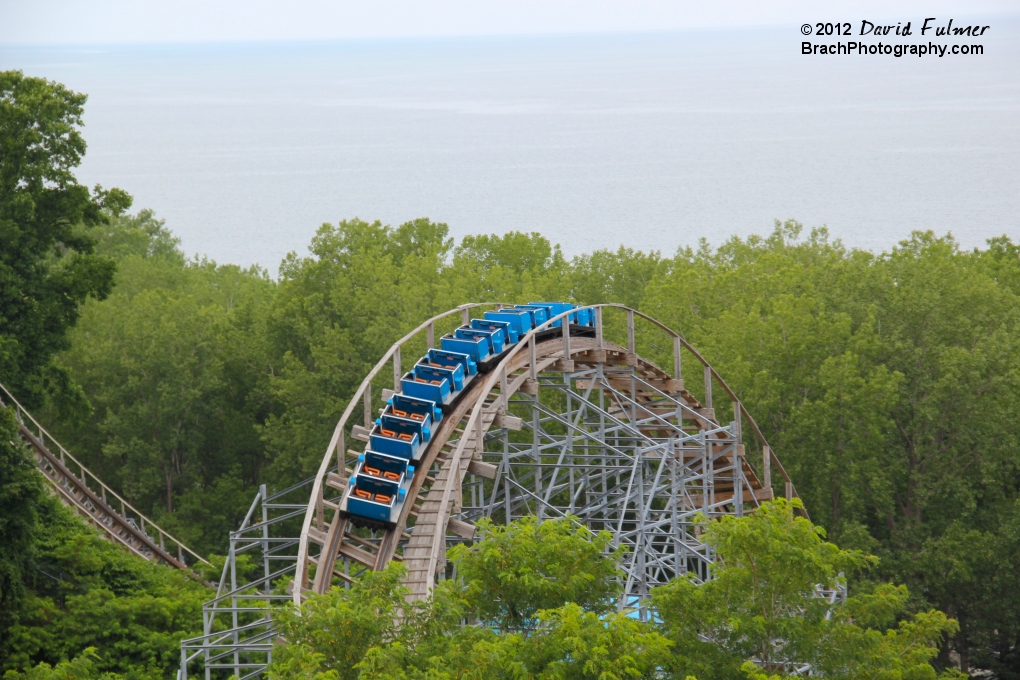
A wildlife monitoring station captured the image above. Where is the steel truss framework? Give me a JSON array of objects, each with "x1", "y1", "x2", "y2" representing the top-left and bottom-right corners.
[{"x1": 179, "y1": 304, "x2": 801, "y2": 679}]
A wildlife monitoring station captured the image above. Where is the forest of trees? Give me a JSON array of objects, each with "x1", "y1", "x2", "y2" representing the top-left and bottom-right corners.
[{"x1": 2, "y1": 71, "x2": 1019, "y2": 678}]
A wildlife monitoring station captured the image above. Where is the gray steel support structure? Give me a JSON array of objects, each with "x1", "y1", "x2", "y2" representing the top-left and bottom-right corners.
[{"x1": 178, "y1": 303, "x2": 800, "y2": 679}]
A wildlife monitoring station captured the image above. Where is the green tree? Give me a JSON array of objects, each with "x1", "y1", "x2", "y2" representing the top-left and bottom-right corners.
[
  {"x1": 449, "y1": 516, "x2": 623, "y2": 634},
  {"x1": 514, "y1": 604, "x2": 670, "y2": 680},
  {"x1": 653, "y1": 499, "x2": 960, "y2": 679},
  {"x1": 3, "y1": 648, "x2": 123, "y2": 680},
  {"x1": 0, "y1": 403, "x2": 45, "y2": 644},
  {"x1": 570, "y1": 246, "x2": 663, "y2": 310},
  {"x1": 642, "y1": 224, "x2": 1020, "y2": 674},
  {"x1": 49, "y1": 208, "x2": 275, "y2": 552},
  {"x1": 261, "y1": 218, "x2": 463, "y2": 482},
  {"x1": 1, "y1": 494, "x2": 206, "y2": 678},
  {"x1": 269, "y1": 565, "x2": 410, "y2": 680},
  {"x1": 0, "y1": 70, "x2": 125, "y2": 407},
  {"x1": 272, "y1": 516, "x2": 661, "y2": 680}
]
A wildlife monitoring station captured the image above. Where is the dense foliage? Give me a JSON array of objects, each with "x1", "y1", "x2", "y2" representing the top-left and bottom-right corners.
[
  {"x1": 270, "y1": 517, "x2": 673, "y2": 680},
  {"x1": 26, "y1": 216, "x2": 1020, "y2": 677},
  {"x1": 0, "y1": 402, "x2": 44, "y2": 641},
  {"x1": 268, "y1": 505, "x2": 961, "y2": 679},
  {"x1": 3, "y1": 70, "x2": 1019, "y2": 676},
  {"x1": 0, "y1": 71, "x2": 208, "y2": 679},
  {"x1": 0, "y1": 71, "x2": 126, "y2": 408},
  {"x1": 0, "y1": 446, "x2": 206, "y2": 678}
]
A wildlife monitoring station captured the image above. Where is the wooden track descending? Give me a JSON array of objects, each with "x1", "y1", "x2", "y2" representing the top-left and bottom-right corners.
[
  {"x1": 1, "y1": 382, "x2": 208, "y2": 572},
  {"x1": 294, "y1": 304, "x2": 801, "y2": 607}
]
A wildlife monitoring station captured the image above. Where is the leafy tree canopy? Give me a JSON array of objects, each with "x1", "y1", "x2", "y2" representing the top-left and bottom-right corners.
[
  {"x1": 0, "y1": 70, "x2": 126, "y2": 407},
  {"x1": 448, "y1": 516, "x2": 622, "y2": 634},
  {"x1": 270, "y1": 508, "x2": 960, "y2": 680}
]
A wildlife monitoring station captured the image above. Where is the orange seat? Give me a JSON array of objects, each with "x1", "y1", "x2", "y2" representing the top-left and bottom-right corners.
[
  {"x1": 410, "y1": 413, "x2": 425, "y2": 421},
  {"x1": 398, "y1": 433, "x2": 413, "y2": 441},
  {"x1": 375, "y1": 494, "x2": 392, "y2": 504},
  {"x1": 354, "y1": 488, "x2": 372, "y2": 500},
  {"x1": 383, "y1": 471, "x2": 400, "y2": 481},
  {"x1": 380, "y1": 428, "x2": 396, "y2": 437},
  {"x1": 430, "y1": 380, "x2": 442, "y2": 385},
  {"x1": 364, "y1": 465, "x2": 381, "y2": 477},
  {"x1": 392, "y1": 408, "x2": 408, "y2": 418}
]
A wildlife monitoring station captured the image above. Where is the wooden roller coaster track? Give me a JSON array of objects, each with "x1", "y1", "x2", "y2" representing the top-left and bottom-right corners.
[
  {"x1": 294, "y1": 303, "x2": 800, "y2": 605},
  {"x1": 0, "y1": 382, "x2": 208, "y2": 572},
  {"x1": 179, "y1": 302, "x2": 804, "y2": 679}
]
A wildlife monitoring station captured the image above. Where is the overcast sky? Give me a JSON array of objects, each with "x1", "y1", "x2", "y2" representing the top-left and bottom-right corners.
[{"x1": 2, "y1": 0, "x2": 1017, "y2": 44}]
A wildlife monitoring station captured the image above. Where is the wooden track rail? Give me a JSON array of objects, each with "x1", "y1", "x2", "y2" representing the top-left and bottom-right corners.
[
  {"x1": 294, "y1": 303, "x2": 801, "y2": 605},
  {"x1": 1, "y1": 382, "x2": 208, "y2": 571}
]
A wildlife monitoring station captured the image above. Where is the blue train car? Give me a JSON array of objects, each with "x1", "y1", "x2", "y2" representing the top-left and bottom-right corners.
[
  {"x1": 513, "y1": 305, "x2": 549, "y2": 329},
  {"x1": 484, "y1": 309, "x2": 533, "y2": 337},
  {"x1": 424, "y1": 348, "x2": 476, "y2": 377},
  {"x1": 401, "y1": 369, "x2": 451, "y2": 404},
  {"x1": 346, "y1": 300, "x2": 594, "y2": 525},
  {"x1": 415, "y1": 357, "x2": 464, "y2": 391},
  {"x1": 342, "y1": 449, "x2": 414, "y2": 526},
  {"x1": 440, "y1": 332, "x2": 490, "y2": 363},
  {"x1": 388, "y1": 393, "x2": 442, "y2": 427},
  {"x1": 471, "y1": 317, "x2": 517, "y2": 344},
  {"x1": 454, "y1": 326, "x2": 504, "y2": 355},
  {"x1": 527, "y1": 302, "x2": 580, "y2": 327},
  {"x1": 370, "y1": 413, "x2": 427, "y2": 460}
]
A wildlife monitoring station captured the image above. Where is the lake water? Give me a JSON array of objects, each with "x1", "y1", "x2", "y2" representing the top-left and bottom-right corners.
[{"x1": 4, "y1": 22, "x2": 1019, "y2": 272}]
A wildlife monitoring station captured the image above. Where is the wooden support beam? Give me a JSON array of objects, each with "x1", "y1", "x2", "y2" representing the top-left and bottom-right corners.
[
  {"x1": 562, "y1": 315, "x2": 571, "y2": 358},
  {"x1": 467, "y1": 460, "x2": 498, "y2": 479},
  {"x1": 447, "y1": 518, "x2": 476, "y2": 539},
  {"x1": 326, "y1": 472, "x2": 348, "y2": 491},
  {"x1": 494, "y1": 413, "x2": 523, "y2": 430},
  {"x1": 338, "y1": 542, "x2": 378, "y2": 568},
  {"x1": 529, "y1": 335, "x2": 537, "y2": 380}
]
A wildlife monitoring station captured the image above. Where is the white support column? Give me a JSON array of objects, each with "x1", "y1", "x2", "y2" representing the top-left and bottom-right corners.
[
  {"x1": 529, "y1": 334, "x2": 537, "y2": 380},
  {"x1": 562, "y1": 315, "x2": 571, "y2": 358},
  {"x1": 500, "y1": 368, "x2": 509, "y2": 412},
  {"x1": 393, "y1": 346, "x2": 402, "y2": 393},
  {"x1": 337, "y1": 428, "x2": 346, "y2": 473},
  {"x1": 363, "y1": 387, "x2": 372, "y2": 428},
  {"x1": 627, "y1": 309, "x2": 636, "y2": 355},
  {"x1": 673, "y1": 335, "x2": 682, "y2": 380},
  {"x1": 704, "y1": 365, "x2": 713, "y2": 408}
]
